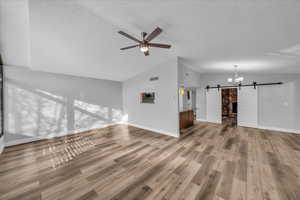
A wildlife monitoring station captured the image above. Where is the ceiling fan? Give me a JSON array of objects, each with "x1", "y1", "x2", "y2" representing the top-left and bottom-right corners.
[{"x1": 118, "y1": 27, "x2": 171, "y2": 56}]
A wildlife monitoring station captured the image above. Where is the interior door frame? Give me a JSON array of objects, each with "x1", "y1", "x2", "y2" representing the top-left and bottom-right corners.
[{"x1": 221, "y1": 87, "x2": 238, "y2": 125}]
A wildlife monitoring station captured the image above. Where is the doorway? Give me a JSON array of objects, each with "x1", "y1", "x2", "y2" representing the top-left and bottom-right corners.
[
  {"x1": 222, "y1": 88, "x2": 238, "y2": 126},
  {"x1": 179, "y1": 88, "x2": 196, "y2": 130}
]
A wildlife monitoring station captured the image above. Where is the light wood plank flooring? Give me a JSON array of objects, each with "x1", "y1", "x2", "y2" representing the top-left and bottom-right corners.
[{"x1": 0, "y1": 122, "x2": 300, "y2": 200}]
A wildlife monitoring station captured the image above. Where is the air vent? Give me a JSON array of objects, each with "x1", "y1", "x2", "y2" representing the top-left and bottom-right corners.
[{"x1": 150, "y1": 76, "x2": 159, "y2": 81}]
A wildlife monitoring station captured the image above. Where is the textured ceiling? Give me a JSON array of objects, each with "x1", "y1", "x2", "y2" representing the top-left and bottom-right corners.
[{"x1": 1, "y1": 0, "x2": 300, "y2": 81}]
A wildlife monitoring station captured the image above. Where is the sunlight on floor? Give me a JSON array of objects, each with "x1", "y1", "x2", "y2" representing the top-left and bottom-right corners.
[{"x1": 42, "y1": 135, "x2": 96, "y2": 169}]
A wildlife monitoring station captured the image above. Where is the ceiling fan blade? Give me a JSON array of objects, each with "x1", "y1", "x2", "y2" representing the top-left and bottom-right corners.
[
  {"x1": 144, "y1": 51, "x2": 149, "y2": 56},
  {"x1": 118, "y1": 31, "x2": 141, "y2": 43},
  {"x1": 148, "y1": 43, "x2": 171, "y2": 48},
  {"x1": 145, "y1": 27, "x2": 162, "y2": 42},
  {"x1": 120, "y1": 45, "x2": 139, "y2": 50}
]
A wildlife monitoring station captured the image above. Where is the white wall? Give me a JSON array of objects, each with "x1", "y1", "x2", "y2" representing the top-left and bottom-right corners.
[
  {"x1": 0, "y1": 0, "x2": 30, "y2": 67},
  {"x1": 258, "y1": 82, "x2": 298, "y2": 131},
  {"x1": 198, "y1": 73, "x2": 300, "y2": 133},
  {"x1": 178, "y1": 61, "x2": 201, "y2": 113},
  {"x1": 178, "y1": 60, "x2": 201, "y2": 88},
  {"x1": 0, "y1": 137, "x2": 3, "y2": 154},
  {"x1": 123, "y1": 58, "x2": 179, "y2": 137},
  {"x1": 4, "y1": 66, "x2": 124, "y2": 146}
]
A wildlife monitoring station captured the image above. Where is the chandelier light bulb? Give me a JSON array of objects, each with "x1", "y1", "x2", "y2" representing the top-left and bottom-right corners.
[{"x1": 228, "y1": 65, "x2": 243, "y2": 84}]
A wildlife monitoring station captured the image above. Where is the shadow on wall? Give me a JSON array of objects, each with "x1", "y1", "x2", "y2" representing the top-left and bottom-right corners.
[{"x1": 4, "y1": 69, "x2": 125, "y2": 143}]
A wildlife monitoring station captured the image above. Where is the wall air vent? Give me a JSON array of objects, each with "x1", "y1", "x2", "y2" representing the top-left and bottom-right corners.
[{"x1": 149, "y1": 76, "x2": 159, "y2": 81}]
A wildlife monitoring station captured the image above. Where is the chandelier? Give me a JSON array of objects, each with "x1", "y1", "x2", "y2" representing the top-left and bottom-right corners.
[{"x1": 227, "y1": 65, "x2": 244, "y2": 84}]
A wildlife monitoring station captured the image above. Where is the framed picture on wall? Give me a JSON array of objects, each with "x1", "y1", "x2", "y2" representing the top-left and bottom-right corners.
[{"x1": 140, "y1": 92, "x2": 155, "y2": 104}]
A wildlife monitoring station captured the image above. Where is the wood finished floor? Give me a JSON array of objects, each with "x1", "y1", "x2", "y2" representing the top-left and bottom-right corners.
[{"x1": 0, "y1": 122, "x2": 300, "y2": 200}]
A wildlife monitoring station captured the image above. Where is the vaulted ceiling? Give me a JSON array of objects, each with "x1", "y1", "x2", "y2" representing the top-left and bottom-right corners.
[{"x1": 1, "y1": 0, "x2": 300, "y2": 81}]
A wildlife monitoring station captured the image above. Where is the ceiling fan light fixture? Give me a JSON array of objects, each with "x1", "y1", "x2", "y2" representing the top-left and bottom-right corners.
[
  {"x1": 118, "y1": 27, "x2": 171, "y2": 56},
  {"x1": 140, "y1": 45, "x2": 149, "y2": 52}
]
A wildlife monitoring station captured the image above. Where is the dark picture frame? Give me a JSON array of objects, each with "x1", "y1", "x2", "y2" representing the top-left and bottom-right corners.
[{"x1": 140, "y1": 92, "x2": 155, "y2": 104}]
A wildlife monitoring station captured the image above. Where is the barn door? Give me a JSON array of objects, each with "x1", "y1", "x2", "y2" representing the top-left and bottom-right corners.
[
  {"x1": 206, "y1": 89, "x2": 222, "y2": 123},
  {"x1": 238, "y1": 87, "x2": 258, "y2": 128}
]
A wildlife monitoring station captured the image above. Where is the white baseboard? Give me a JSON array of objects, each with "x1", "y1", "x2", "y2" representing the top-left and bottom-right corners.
[
  {"x1": 258, "y1": 126, "x2": 300, "y2": 134},
  {"x1": 5, "y1": 137, "x2": 42, "y2": 147},
  {"x1": 196, "y1": 118, "x2": 208, "y2": 122},
  {"x1": 197, "y1": 119, "x2": 300, "y2": 134},
  {"x1": 126, "y1": 123, "x2": 179, "y2": 138},
  {"x1": 197, "y1": 119, "x2": 221, "y2": 124},
  {"x1": 5, "y1": 123, "x2": 119, "y2": 147},
  {"x1": 4, "y1": 122, "x2": 179, "y2": 147}
]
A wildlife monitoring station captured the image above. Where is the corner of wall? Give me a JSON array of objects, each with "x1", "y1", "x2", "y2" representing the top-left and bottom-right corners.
[
  {"x1": 122, "y1": 57, "x2": 180, "y2": 138},
  {"x1": 127, "y1": 123, "x2": 180, "y2": 138},
  {"x1": 0, "y1": 136, "x2": 4, "y2": 154}
]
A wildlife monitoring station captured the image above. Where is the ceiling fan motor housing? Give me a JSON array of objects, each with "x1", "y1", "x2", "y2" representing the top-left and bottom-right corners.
[{"x1": 142, "y1": 32, "x2": 147, "y2": 39}]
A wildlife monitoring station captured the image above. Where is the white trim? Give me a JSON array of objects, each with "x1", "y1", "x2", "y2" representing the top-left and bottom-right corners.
[
  {"x1": 5, "y1": 123, "x2": 118, "y2": 147},
  {"x1": 126, "y1": 123, "x2": 179, "y2": 138},
  {"x1": 4, "y1": 122, "x2": 179, "y2": 147},
  {"x1": 196, "y1": 119, "x2": 300, "y2": 134},
  {"x1": 238, "y1": 125, "x2": 258, "y2": 129},
  {"x1": 258, "y1": 126, "x2": 300, "y2": 134},
  {"x1": 0, "y1": 137, "x2": 4, "y2": 154},
  {"x1": 196, "y1": 118, "x2": 208, "y2": 122},
  {"x1": 5, "y1": 137, "x2": 42, "y2": 147},
  {"x1": 204, "y1": 120, "x2": 222, "y2": 124},
  {"x1": 197, "y1": 119, "x2": 224, "y2": 124}
]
